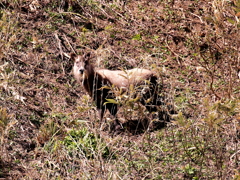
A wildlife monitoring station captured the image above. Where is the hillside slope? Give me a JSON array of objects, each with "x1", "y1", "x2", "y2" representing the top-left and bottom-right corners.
[{"x1": 0, "y1": 0, "x2": 239, "y2": 179}]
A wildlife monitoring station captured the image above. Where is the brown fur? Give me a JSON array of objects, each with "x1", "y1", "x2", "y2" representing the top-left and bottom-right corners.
[{"x1": 71, "y1": 53, "x2": 161, "y2": 130}]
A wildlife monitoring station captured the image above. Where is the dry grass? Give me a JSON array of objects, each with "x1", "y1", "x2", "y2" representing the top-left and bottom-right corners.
[{"x1": 0, "y1": 0, "x2": 240, "y2": 179}]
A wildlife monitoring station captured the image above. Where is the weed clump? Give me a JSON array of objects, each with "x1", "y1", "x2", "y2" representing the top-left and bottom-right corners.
[{"x1": 62, "y1": 128, "x2": 110, "y2": 159}]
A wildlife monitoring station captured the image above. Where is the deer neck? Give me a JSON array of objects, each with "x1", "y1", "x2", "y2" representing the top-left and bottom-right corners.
[{"x1": 83, "y1": 65, "x2": 97, "y2": 97}]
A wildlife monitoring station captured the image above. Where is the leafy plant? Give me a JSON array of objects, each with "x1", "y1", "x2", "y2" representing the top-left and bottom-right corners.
[
  {"x1": 62, "y1": 128, "x2": 110, "y2": 159},
  {"x1": 37, "y1": 118, "x2": 62, "y2": 146}
]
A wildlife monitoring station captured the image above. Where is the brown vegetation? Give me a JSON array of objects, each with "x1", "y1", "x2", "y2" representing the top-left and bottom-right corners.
[{"x1": 0, "y1": 0, "x2": 239, "y2": 179}]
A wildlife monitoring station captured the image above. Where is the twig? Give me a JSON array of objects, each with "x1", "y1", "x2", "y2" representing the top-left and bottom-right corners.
[
  {"x1": 13, "y1": 56, "x2": 56, "y2": 76},
  {"x1": 58, "y1": 11, "x2": 90, "y2": 20},
  {"x1": 190, "y1": 13, "x2": 204, "y2": 24},
  {"x1": 54, "y1": 32, "x2": 65, "y2": 74},
  {"x1": 165, "y1": 35, "x2": 182, "y2": 66},
  {"x1": 63, "y1": 52, "x2": 70, "y2": 59},
  {"x1": 63, "y1": 34, "x2": 76, "y2": 54},
  {"x1": 230, "y1": 149, "x2": 240, "y2": 160},
  {"x1": 54, "y1": 32, "x2": 63, "y2": 60}
]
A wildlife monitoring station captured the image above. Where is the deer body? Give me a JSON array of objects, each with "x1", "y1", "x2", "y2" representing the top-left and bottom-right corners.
[
  {"x1": 71, "y1": 53, "x2": 161, "y2": 129},
  {"x1": 97, "y1": 68, "x2": 155, "y2": 88}
]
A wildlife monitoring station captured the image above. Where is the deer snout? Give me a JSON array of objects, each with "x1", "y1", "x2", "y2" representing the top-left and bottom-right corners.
[{"x1": 79, "y1": 69, "x2": 84, "y2": 74}]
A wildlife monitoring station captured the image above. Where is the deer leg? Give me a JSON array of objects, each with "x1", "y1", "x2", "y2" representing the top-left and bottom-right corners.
[
  {"x1": 106, "y1": 103, "x2": 123, "y2": 133},
  {"x1": 97, "y1": 104, "x2": 106, "y2": 122},
  {"x1": 140, "y1": 92, "x2": 158, "y2": 113},
  {"x1": 97, "y1": 105, "x2": 108, "y2": 131},
  {"x1": 145, "y1": 105, "x2": 158, "y2": 113},
  {"x1": 107, "y1": 103, "x2": 118, "y2": 117}
]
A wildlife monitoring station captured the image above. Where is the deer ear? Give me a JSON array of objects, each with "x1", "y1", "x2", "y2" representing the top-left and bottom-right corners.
[
  {"x1": 83, "y1": 52, "x2": 92, "y2": 61},
  {"x1": 70, "y1": 53, "x2": 77, "y2": 61}
]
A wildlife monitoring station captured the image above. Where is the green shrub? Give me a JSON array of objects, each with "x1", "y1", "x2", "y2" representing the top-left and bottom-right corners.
[{"x1": 62, "y1": 128, "x2": 110, "y2": 159}]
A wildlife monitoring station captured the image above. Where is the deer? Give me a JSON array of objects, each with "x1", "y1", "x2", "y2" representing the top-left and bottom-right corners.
[{"x1": 71, "y1": 52, "x2": 164, "y2": 132}]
